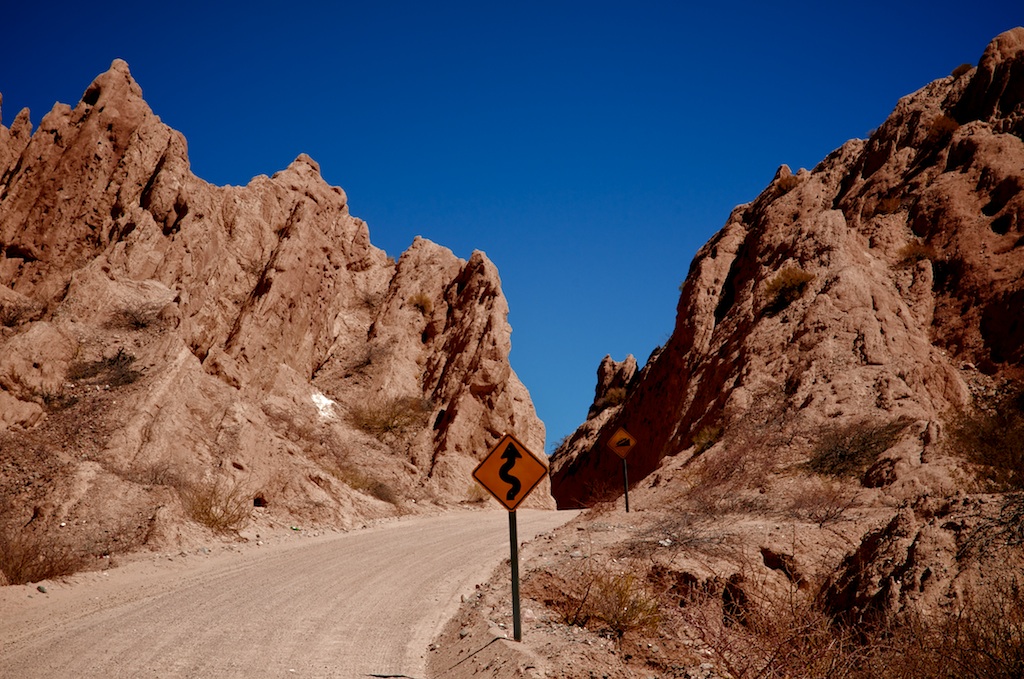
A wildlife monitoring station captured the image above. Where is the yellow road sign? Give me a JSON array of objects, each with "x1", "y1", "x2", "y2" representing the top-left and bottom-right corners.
[
  {"x1": 473, "y1": 433, "x2": 548, "y2": 511},
  {"x1": 606, "y1": 426, "x2": 636, "y2": 459}
]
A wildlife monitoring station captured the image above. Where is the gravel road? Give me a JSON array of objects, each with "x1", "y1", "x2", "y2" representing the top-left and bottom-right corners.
[{"x1": 0, "y1": 509, "x2": 577, "y2": 678}]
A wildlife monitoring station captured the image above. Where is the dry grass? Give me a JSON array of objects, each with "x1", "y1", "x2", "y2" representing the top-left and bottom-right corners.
[
  {"x1": 946, "y1": 385, "x2": 1024, "y2": 490},
  {"x1": 408, "y1": 291, "x2": 433, "y2": 316},
  {"x1": 805, "y1": 418, "x2": 909, "y2": 479},
  {"x1": 763, "y1": 267, "x2": 815, "y2": 315},
  {"x1": 542, "y1": 559, "x2": 661, "y2": 639},
  {"x1": 348, "y1": 395, "x2": 432, "y2": 441},
  {"x1": 896, "y1": 240, "x2": 939, "y2": 265},
  {"x1": 178, "y1": 478, "x2": 252, "y2": 534},
  {"x1": 0, "y1": 528, "x2": 88, "y2": 585},
  {"x1": 67, "y1": 347, "x2": 141, "y2": 388}
]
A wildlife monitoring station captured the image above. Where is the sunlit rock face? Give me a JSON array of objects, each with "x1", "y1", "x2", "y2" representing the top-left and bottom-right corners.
[
  {"x1": 0, "y1": 60, "x2": 548, "y2": 554},
  {"x1": 550, "y1": 28, "x2": 1024, "y2": 509}
]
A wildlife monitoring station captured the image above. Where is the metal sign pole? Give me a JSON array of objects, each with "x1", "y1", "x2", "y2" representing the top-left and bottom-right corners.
[
  {"x1": 622, "y1": 458, "x2": 630, "y2": 513},
  {"x1": 509, "y1": 510, "x2": 522, "y2": 641}
]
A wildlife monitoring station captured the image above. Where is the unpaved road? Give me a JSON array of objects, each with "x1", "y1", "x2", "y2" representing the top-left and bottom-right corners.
[{"x1": 0, "y1": 509, "x2": 576, "y2": 678}]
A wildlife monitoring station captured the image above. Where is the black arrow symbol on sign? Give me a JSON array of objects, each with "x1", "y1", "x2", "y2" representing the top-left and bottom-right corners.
[
  {"x1": 499, "y1": 442, "x2": 523, "y2": 501},
  {"x1": 615, "y1": 437, "x2": 632, "y2": 447}
]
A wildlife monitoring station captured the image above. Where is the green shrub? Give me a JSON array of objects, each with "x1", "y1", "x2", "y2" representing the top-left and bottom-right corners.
[
  {"x1": 806, "y1": 418, "x2": 909, "y2": 478},
  {"x1": 763, "y1": 267, "x2": 815, "y2": 315}
]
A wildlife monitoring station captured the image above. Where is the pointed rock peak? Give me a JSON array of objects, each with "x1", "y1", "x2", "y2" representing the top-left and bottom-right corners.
[
  {"x1": 80, "y1": 58, "x2": 144, "y2": 108},
  {"x1": 289, "y1": 153, "x2": 321, "y2": 175},
  {"x1": 983, "y1": 26, "x2": 1024, "y2": 62}
]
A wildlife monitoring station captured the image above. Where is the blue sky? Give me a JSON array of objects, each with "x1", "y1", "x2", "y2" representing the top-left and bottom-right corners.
[{"x1": 1, "y1": 2, "x2": 1020, "y2": 452}]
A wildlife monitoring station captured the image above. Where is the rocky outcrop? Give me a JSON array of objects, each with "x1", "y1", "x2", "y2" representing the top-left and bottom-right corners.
[
  {"x1": 0, "y1": 61, "x2": 548, "y2": 557},
  {"x1": 550, "y1": 28, "x2": 1024, "y2": 508}
]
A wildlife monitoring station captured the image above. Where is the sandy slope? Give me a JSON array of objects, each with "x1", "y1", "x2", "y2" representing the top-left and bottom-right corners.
[{"x1": 0, "y1": 509, "x2": 577, "y2": 678}]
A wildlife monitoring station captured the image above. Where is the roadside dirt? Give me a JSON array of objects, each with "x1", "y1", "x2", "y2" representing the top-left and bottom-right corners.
[{"x1": 0, "y1": 508, "x2": 578, "y2": 678}]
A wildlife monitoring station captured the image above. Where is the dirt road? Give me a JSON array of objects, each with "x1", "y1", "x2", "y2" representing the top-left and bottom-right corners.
[{"x1": 0, "y1": 509, "x2": 577, "y2": 678}]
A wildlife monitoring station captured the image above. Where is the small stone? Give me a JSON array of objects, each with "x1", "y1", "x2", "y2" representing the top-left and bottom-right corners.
[
  {"x1": 36, "y1": 585, "x2": 47, "y2": 593},
  {"x1": 459, "y1": 627, "x2": 471, "y2": 638}
]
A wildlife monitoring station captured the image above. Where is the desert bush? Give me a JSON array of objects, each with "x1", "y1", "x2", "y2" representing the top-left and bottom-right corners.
[
  {"x1": 348, "y1": 395, "x2": 432, "y2": 441},
  {"x1": 0, "y1": 528, "x2": 88, "y2": 585},
  {"x1": 854, "y1": 577, "x2": 1024, "y2": 679},
  {"x1": 875, "y1": 195, "x2": 903, "y2": 215},
  {"x1": 0, "y1": 301, "x2": 41, "y2": 328},
  {"x1": 328, "y1": 462, "x2": 401, "y2": 505},
  {"x1": 926, "y1": 113, "x2": 960, "y2": 145},
  {"x1": 776, "y1": 174, "x2": 801, "y2": 192},
  {"x1": 896, "y1": 240, "x2": 939, "y2": 265},
  {"x1": 691, "y1": 423, "x2": 722, "y2": 455},
  {"x1": 591, "y1": 386, "x2": 626, "y2": 413},
  {"x1": 108, "y1": 302, "x2": 160, "y2": 330},
  {"x1": 67, "y1": 347, "x2": 141, "y2": 387},
  {"x1": 545, "y1": 560, "x2": 661, "y2": 639},
  {"x1": 681, "y1": 443, "x2": 775, "y2": 514},
  {"x1": 763, "y1": 267, "x2": 815, "y2": 315},
  {"x1": 946, "y1": 385, "x2": 1024, "y2": 490},
  {"x1": 408, "y1": 291, "x2": 433, "y2": 316},
  {"x1": 806, "y1": 418, "x2": 909, "y2": 479},
  {"x1": 623, "y1": 511, "x2": 733, "y2": 558},
  {"x1": 787, "y1": 479, "x2": 862, "y2": 527},
  {"x1": 465, "y1": 483, "x2": 489, "y2": 504},
  {"x1": 951, "y1": 63, "x2": 973, "y2": 78},
  {"x1": 678, "y1": 573, "x2": 864, "y2": 679},
  {"x1": 178, "y1": 478, "x2": 251, "y2": 534}
]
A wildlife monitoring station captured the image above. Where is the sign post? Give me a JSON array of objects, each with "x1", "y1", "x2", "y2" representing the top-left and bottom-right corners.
[
  {"x1": 606, "y1": 427, "x2": 636, "y2": 513},
  {"x1": 472, "y1": 433, "x2": 548, "y2": 642}
]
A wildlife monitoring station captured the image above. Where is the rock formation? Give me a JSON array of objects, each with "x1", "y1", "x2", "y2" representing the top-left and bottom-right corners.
[
  {"x1": 0, "y1": 60, "x2": 547, "y2": 561},
  {"x1": 550, "y1": 29, "x2": 1024, "y2": 510}
]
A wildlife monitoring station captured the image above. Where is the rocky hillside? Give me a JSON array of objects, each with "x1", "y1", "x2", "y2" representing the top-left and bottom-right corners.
[
  {"x1": 0, "y1": 61, "x2": 547, "y2": 572},
  {"x1": 487, "y1": 28, "x2": 1024, "y2": 676},
  {"x1": 551, "y1": 28, "x2": 1024, "y2": 508}
]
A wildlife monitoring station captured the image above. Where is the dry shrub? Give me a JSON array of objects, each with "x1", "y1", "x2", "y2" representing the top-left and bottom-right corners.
[
  {"x1": 348, "y1": 395, "x2": 432, "y2": 441},
  {"x1": 691, "y1": 423, "x2": 722, "y2": 455},
  {"x1": 591, "y1": 386, "x2": 626, "y2": 414},
  {"x1": 678, "y1": 571, "x2": 864, "y2": 679},
  {"x1": 623, "y1": 511, "x2": 733, "y2": 558},
  {"x1": 179, "y1": 478, "x2": 251, "y2": 534},
  {"x1": 0, "y1": 528, "x2": 88, "y2": 585},
  {"x1": 681, "y1": 443, "x2": 774, "y2": 514},
  {"x1": 951, "y1": 63, "x2": 973, "y2": 78},
  {"x1": 855, "y1": 577, "x2": 1024, "y2": 679},
  {"x1": 408, "y1": 291, "x2": 433, "y2": 315},
  {"x1": 896, "y1": 240, "x2": 939, "y2": 265},
  {"x1": 543, "y1": 559, "x2": 661, "y2": 639},
  {"x1": 926, "y1": 113, "x2": 960, "y2": 145},
  {"x1": 946, "y1": 385, "x2": 1024, "y2": 490},
  {"x1": 331, "y1": 464, "x2": 400, "y2": 505},
  {"x1": 67, "y1": 347, "x2": 141, "y2": 387},
  {"x1": 875, "y1": 195, "x2": 903, "y2": 215},
  {"x1": 0, "y1": 301, "x2": 42, "y2": 328},
  {"x1": 763, "y1": 267, "x2": 814, "y2": 315},
  {"x1": 776, "y1": 174, "x2": 801, "y2": 192},
  {"x1": 805, "y1": 418, "x2": 909, "y2": 479},
  {"x1": 787, "y1": 478, "x2": 862, "y2": 527},
  {"x1": 107, "y1": 302, "x2": 160, "y2": 330}
]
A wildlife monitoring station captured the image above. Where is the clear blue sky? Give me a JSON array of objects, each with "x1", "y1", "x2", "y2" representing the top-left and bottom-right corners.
[{"x1": 2, "y1": 2, "x2": 1020, "y2": 452}]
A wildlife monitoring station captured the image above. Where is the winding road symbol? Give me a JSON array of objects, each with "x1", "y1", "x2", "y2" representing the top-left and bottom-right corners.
[
  {"x1": 472, "y1": 433, "x2": 548, "y2": 511},
  {"x1": 498, "y1": 442, "x2": 523, "y2": 500}
]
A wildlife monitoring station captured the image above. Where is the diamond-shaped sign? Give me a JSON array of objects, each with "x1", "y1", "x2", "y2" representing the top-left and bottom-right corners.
[
  {"x1": 606, "y1": 426, "x2": 636, "y2": 459},
  {"x1": 473, "y1": 433, "x2": 548, "y2": 511}
]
